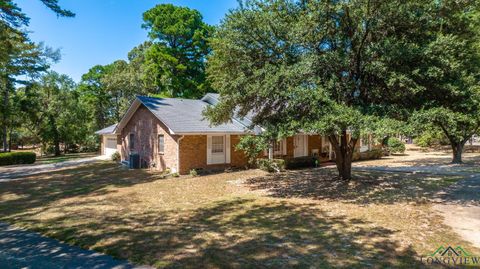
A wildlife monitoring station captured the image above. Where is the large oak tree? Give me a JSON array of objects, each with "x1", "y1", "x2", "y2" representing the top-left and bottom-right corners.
[{"x1": 205, "y1": 0, "x2": 476, "y2": 180}]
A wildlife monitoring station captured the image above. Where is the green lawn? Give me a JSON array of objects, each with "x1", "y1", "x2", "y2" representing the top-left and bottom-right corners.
[{"x1": 0, "y1": 163, "x2": 477, "y2": 268}]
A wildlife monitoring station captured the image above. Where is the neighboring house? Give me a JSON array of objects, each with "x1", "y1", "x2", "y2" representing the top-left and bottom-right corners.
[{"x1": 96, "y1": 93, "x2": 381, "y2": 174}]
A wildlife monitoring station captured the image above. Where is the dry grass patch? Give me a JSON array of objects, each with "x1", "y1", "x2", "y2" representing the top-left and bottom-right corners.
[{"x1": 0, "y1": 162, "x2": 478, "y2": 268}]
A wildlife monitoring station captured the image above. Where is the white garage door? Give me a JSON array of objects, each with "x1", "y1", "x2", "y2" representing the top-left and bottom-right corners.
[{"x1": 105, "y1": 137, "x2": 117, "y2": 157}]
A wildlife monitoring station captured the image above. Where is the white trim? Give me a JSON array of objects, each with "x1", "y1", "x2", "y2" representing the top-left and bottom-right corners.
[
  {"x1": 225, "y1": 135, "x2": 231, "y2": 163},
  {"x1": 175, "y1": 135, "x2": 184, "y2": 173},
  {"x1": 207, "y1": 135, "x2": 227, "y2": 165},
  {"x1": 304, "y1": 135, "x2": 308, "y2": 156},
  {"x1": 207, "y1": 135, "x2": 213, "y2": 165}
]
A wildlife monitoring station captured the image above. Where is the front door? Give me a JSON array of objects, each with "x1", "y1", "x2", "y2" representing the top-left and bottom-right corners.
[{"x1": 294, "y1": 134, "x2": 308, "y2": 157}]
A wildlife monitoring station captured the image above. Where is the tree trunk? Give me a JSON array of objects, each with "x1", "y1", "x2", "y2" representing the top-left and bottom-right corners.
[
  {"x1": 335, "y1": 150, "x2": 353, "y2": 180},
  {"x1": 2, "y1": 79, "x2": 8, "y2": 152},
  {"x1": 54, "y1": 140, "x2": 61, "y2": 156},
  {"x1": 49, "y1": 115, "x2": 61, "y2": 156},
  {"x1": 451, "y1": 142, "x2": 465, "y2": 164},
  {"x1": 329, "y1": 130, "x2": 358, "y2": 181},
  {"x1": 1, "y1": 125, "x2": 6, "y2": 152},
  {"x1": 8, "y1": 128, "x2": 12, "y2": 152}
]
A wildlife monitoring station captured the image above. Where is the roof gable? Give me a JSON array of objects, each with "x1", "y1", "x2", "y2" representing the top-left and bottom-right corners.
[
  {"x1": 94, "y1": 124, "x2": 117, "y2": 135},
  {"x1": 115, "y1": 95, "x2": 249, "y2": 135}
]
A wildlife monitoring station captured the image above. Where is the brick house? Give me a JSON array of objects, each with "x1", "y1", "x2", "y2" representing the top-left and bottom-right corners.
[{"x1": 96, "y1": 93, "x2": 380, "y2": 174}]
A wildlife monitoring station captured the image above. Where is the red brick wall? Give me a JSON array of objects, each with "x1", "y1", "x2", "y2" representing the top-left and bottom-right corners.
[
  {"x1": 308, "y1": 135, "x2": 322, "y2": 156},
  {"x1": 178, "y1": 135, "x2": 207, "y2": 174},
  {"x1": 231, "y1": 135, "x2": 248, "y2": 167},
  {"x1": 178, "y1": 134, "x2": 248, "y2": 174},
  {"x1": 120, "y1": 105, "x2": 179, "y2": 172}
]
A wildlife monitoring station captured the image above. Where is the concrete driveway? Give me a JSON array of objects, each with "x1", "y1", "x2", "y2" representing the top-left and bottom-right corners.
[{"x1": 0, "y1": 156, "x2": 109, "y2": 182}]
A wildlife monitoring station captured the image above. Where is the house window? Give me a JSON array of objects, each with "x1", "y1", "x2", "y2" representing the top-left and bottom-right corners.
[
  {"x1": 158, "y1": 134, "x2": 165, "y2": 154},
  {"x1": 129, "y1": 133, "x2": 135, "y2": 150},
  {"x1": 211, "y1": 136, "x2": 224, "y2": 154}
]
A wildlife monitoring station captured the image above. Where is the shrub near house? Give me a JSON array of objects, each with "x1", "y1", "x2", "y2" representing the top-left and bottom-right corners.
[{"x1": 0, "y1": 152, "x2": 36, "y2": 166}]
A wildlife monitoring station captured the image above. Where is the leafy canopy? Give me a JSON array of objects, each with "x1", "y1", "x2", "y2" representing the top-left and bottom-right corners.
[{"x1": 142, "y1": 4, "x2": 214, "y2": 98}]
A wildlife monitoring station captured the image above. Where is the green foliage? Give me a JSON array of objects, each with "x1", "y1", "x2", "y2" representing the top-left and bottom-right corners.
[
  {"x1": 386, "y1": 138, "x2": 406, "y2": 154},
  {"x1": 0, "y1": 0, "x2": 74, "y2": 28},
  {"x1": 0, "y1": 151, "x2": 36, "y2": 166},
  {"x1": 285, "y1": 156, "x2": 318, "y2": 170},
  {"x1": 142, "y1": 4, "x2": 214, "y2": 98},
  {"x1": 412, "y1": 108, "x2": 480, "y2": 148},
  {"x1": 235, "y1": 135, "x2": 268, "y2": 167},
  {"x1": 205, "y1": 0, "x2": 480, "y2": 178},
  {"x1": 0, "y1": 24, "x2": 60, "y2": 151},
  {"x1": 414, "y1": 130, "x2": 449, "y2": 148},
  {"x1": 172, "y1": 172, "x2": 180, "y2": 178},
  {"x1": 189, "y1": 169, "x2": 198, "y2": 177},
  {"x1": 257, "y1": 158, "x2": 285, "y2": 173},
  {"x1": 364, "y1": 117, "x2": 411, "y2": 145},
  {"x1": 111, "y1": 151, "x2": 120, "y2": 162}
]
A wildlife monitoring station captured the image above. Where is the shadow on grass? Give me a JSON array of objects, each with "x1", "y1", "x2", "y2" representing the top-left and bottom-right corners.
[
  {"x1": 27, "y1": 198, "x2": 431, "y2": 269},
  {"x1": 0, "y1": 162, "x2": 160, "y2": 220},
  {"x1": 245, "y1": 168, "x2": 468, "y2": 205}
]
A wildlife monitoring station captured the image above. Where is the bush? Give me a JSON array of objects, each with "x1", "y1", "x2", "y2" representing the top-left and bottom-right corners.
[
  {"x1": 387, "y1": 137, "x2": 406, "y2": 154},
  {"x1": 111, "y1": 151, "x2": 121, "y2": 162},
  {"x1": 236, "y1": 135, "x2": 268, "y2": 168},
  {"x1": 172, "y1": 172, "x2": 180, "y2": 178},
  {"x1": 414, "y1": 130, "x2": 449, "y2": 148},
  {"x1": 285, "y1": 156, "x2": 318, "y2": 169},
  {"x1": 0, "y1": 152, "x2": 36, "y2": 166},
  {"x1": 369, "y1": 149, "x2": 384, "y2": 159},
  {"x1": 257, "y1": 158, "x2": 285, "y2": 172},
  {"x1": 189, "y1": 169, "x2": 198, "y2": 177}
]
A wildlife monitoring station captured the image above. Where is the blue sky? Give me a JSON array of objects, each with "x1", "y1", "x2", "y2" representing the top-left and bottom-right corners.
[{"x1": 21, "y1": 0, "x2": 239, "y2": 82}]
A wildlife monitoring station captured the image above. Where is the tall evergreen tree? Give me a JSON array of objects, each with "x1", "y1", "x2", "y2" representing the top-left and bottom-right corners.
[{"x1": 142, "y1": 4, "x2": 214, "y2": 98}]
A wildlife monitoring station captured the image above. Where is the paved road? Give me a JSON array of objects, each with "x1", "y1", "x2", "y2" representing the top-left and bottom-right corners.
[
  {"x1": 0, "y1": 223, "x2": 152, "y2": 269},
  {"x1": 0, "y1": 156, "x2": 109, "y2": 182}
]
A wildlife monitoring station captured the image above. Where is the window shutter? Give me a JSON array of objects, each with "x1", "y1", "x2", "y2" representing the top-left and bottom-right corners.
[
  {"x1": 207, "y1": 135, "x2": 212, "y2": 165},
  {"x1": 225, "y1": 135, "x2": 231, "y2": 163}
]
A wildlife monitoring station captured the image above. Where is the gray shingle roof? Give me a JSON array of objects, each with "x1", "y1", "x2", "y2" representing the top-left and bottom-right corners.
[
  {"x1": 94, "y1": 124, "x2": 117, "y2": 135},
  {"x1": 201, "y1": 93, "x2": 263, "y2": 134},
  {"x1": 137, "y1": 96, "x2": 247, "y2": 134}
]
